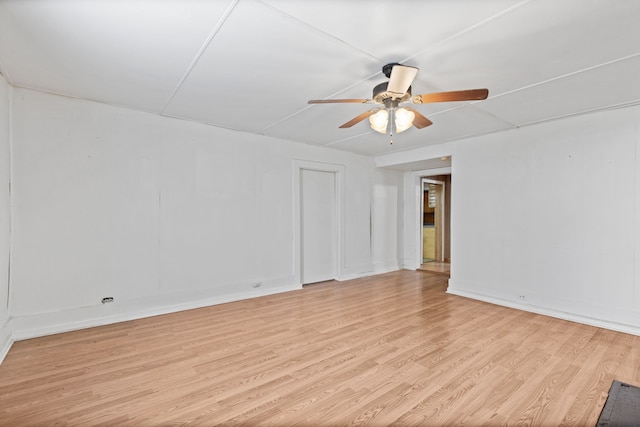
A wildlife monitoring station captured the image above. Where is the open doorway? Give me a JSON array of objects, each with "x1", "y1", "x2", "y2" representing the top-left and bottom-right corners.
[{"x1": 420, "y1": 174, "x2": 451, "y2": 275}]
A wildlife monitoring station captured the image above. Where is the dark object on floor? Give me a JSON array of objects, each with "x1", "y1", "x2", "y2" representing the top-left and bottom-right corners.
[{"x1": 597, "y1": 380, "x2": 640, "y2": 426}]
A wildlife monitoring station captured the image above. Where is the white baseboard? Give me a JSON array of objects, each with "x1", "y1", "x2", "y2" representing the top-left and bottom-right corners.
[
  {"x1": 372, "y1": 262, "x2": 401, "y2": 275},
  {"x1": 446, "y1": 286, "x2": 640, "y2": 337},
  {"x1": 10, "y1": 282, "x2": 302, "y2": 342},
  {"x1": 3, "y1": 268, "x2": 407, "y2": 364},
  {"x1": 337, "y1": 263, "x2": 400, "y2": 282},
  {"x1": 0, "y1": 319, "x2": 12, "y2": 365},
  {"x1": 398, "y1": 257, "x2": 419, "y2": 270}
]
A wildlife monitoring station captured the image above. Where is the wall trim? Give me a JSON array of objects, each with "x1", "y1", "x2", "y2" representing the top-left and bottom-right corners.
[
  {"x1": 0, "y1": 266, "x2": 411, "y2": 365},
  {"x1": 5, "y1": 265, "x2": 404, "y2": 357},
  {"x1": 10, "y1": 283, "x2": 301, "y2": 342},
  {"x1": 0, "y1": 319, "x2": 12, "y2": 365},
  {"x1": 447, "y1": 285, "x2": 640, "y2": 337},
  {"x1": 337, "y1": 264, "x2": 400, "y2": 282}
]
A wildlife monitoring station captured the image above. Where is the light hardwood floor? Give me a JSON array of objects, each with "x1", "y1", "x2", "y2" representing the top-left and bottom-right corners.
[
  {"x1": 1, "y1": 270, "x2": 639, "y2": 426},
  {"x1": 418, "y1": 261, "x2": 450, "y2": 276}
]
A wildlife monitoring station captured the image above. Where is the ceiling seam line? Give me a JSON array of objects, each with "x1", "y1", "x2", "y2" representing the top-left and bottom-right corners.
[
  {"x1": 11, "y1": 82, "x2": 251, "y2": 135},
  {"x1": 400, "y1": 0, "x2": 533, "y2": 65},
  {"x1": 373, "y1": 100, "x2": 640, "y2": 160},
  {"x1": 516, "y1": 100, "x2": 640, "y2": 128},
  {"x1": 486, "y1": 52, "x2": 640, "y2": 101},
  {"x1": 259, "y1": 106, "x2": 318, "y2": 133},
  {"x1": 256, "y1": 0, "x2": 379, "y2": 65},
  {"x1": 255, "y1": 0, "x2": 387, "y2": 113},
  {"x1": 290, "y1": 0, "x2": 533, "y2": 105},
  {"x1": 264, "y1": 0, "x2": 531, "y2": 119},
  {"x1": 324, "y1": 132, "x2": 376, "y2": 147},
  {"x1": 0, "y1": 59, "x2": 14, "y2": 85},
  {"x1": 160, "y1": 0, "x2": 239, "y2": 114}
]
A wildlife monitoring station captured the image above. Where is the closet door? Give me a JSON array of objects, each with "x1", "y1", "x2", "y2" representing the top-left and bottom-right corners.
[{"x1": 301, "y1": 169, "x2": 336, "y2": 284}]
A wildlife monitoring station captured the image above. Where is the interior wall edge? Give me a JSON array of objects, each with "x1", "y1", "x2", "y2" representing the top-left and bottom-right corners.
[
  {"x1": 0, "y1": 318, "x2": 11, "y2": 366},
  {"x1": 398, "y1": 257, "x2": 418, "y2": 270},
  {"x1": 337, "y1": 264, "x2": 400, "y2": 282},
  {"x1": 447, "y1": 282, "x2": 640, "y2": 337},
  {"x1": 0, "y1": 67, "x2": 11, "y2": 367},
  {"x1": 6, "y1": 81, "x2": 13, "y2": 320},
  {"x1": 370, "y1": 262, "x2": 401, "y2": 275}
]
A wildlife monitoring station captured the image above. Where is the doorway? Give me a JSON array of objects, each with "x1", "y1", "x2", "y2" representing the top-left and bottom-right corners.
[
  {"x1": 420, "y1": 175, "x2": 451, "y2": 275},
  {"x1": 293, "y1": 160, "x2": 344, "y2": 287},
  {"x1": 300, "y1": 169, "x2": 337, "y2": 284},
  {"x1": 422, "y1": 178, "x2": 444, "y2": 263}
]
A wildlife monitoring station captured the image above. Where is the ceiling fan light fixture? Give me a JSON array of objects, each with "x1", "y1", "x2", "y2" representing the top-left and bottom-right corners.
[
  {"x1": 394, "y1": 107, "x2": 415, "y2": 133},
  {"x1": 308, "y1": 62, "x2": 489, "y2": 136},
  {"x1": 369, "y1": 109, "x2": 389, "y2": 134}
]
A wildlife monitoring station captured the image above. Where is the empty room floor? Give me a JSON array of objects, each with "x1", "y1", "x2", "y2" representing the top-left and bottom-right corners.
[{"x1": 1, "y1": 270, "x2": 639, "y2": 425}]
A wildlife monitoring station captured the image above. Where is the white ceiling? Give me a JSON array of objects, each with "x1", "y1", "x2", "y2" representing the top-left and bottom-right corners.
[{"x1": 0, "y1": 0, "x2": 639, "y2": 157}]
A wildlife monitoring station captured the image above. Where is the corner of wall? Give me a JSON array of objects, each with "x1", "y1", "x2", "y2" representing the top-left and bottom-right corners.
[
  {"x1": 0, "y1": 318, "x2": 12, "y2": 365},
  {"x1": 0, "y1": 67, "x2": 13, "y2": 367}
]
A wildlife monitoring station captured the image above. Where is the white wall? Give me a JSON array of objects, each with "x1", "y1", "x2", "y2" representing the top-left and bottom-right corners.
[
  {"x1": 371, "y1": 167, "x2": 403, "y2": 273},
  {"x1": 8, "y1": 88, "x2": 403, "y2": 339},
  {"x1": 0, "y1": 75, "x2": 11, "y2": 359},
  {"x1": 379, "y1": 105, "x2": 640, "y2": 335}
]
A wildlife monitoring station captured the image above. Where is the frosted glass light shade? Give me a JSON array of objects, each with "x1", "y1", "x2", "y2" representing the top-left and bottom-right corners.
[
  {"x1": 369, "y1": 109, "x2": 389, "y2": 133},
  {"x1": 394, "y1": 107, "x2": 415, "y2": 133}
]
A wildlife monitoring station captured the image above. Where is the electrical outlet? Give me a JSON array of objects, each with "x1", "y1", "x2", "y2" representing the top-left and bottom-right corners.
[
  {"x1": 252, "y1": 282, "x2": 262, "y2": 288},
  {"x1": 101, "y1": 297, "x2": 114, "y2": 304},
  {"x1": 518, "y1": 295, "x2": 526, "y2": 300}
]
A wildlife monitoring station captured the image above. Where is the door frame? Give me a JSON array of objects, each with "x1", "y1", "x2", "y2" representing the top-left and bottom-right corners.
[
  {"x1": 293, "y1": 160, "x2": 345, "y2": 286},
  {"x1": 421, "y1": 178, "x2": 446, "y2": 263},
  {"x1": 410, "y1": 167, "x2": 451, "y2": 270}
]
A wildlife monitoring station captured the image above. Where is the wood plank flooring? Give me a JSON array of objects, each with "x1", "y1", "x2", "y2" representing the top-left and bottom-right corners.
[
  {"x1": 1, "y1": 270, "x2": 639, "y2": 425},
  {"x1": 418, "y1": 261, "x2": 450, "y2": 276}
]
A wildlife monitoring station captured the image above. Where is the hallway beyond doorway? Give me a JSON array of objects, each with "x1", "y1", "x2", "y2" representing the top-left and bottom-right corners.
[{"x1": 418, "y1": 261, "x2": 450, "y2": 277}]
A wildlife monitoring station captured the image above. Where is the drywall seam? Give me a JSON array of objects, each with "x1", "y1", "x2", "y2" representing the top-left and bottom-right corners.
[{"x1": 161, "y1": 0, "x2": 239, "y2": 114}]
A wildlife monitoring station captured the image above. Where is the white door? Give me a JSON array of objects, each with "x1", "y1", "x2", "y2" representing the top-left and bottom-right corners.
[{"x1": 301, "y1": 169, "x2": 337, "y2": 284}]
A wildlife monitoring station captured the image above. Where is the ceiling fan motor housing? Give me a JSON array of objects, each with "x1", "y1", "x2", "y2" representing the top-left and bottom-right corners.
[
  {"x1": 372, "y1": 82, "x2": 412, "y2": 104},
  {"x1": 382, "y1": 62, "x2": 400, "y2": 78}
]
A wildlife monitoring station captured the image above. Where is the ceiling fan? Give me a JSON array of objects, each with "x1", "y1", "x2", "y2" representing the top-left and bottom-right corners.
[{"x1": 308, "y1": 63, "x2": 489, "y2": 140}]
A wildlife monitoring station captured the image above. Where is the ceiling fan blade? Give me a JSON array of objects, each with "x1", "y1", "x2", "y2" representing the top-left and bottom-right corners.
[
  {"x1": 339, "y1": 110, "x2": 377, "y2": 128},
  {"x1": 387, "y1": 65, "x2": 419, "y2": 97},
  {"x1": 405, "y1": 107, "x2": 433, "y2": 129},
  {"x1": 412, "y1": 88, "x2": 489, "y2": 104},
  {"x1": 308, "y1": 99, "x2": 370, "y2": 104}
]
